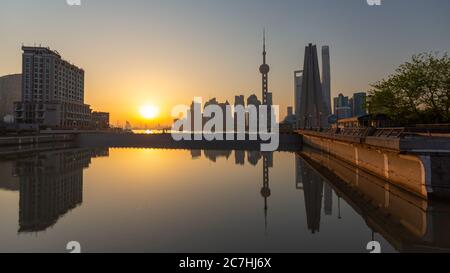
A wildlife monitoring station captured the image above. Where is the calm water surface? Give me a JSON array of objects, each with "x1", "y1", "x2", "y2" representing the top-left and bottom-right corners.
[{"x1": 1, "y1": 147, "x2": 449, "y2": 253}]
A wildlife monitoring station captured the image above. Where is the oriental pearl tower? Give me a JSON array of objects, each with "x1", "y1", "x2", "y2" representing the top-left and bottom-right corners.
[
  {"x1": 260, "y1": 30, "x2": 270, "y2": 106},
  {"x1": 259, "y1": 30, "x2": 272, "y2": 233}
]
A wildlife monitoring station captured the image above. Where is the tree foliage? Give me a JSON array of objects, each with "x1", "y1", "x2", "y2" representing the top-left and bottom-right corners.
[{"x1": 368, "y1": 52, "x2": 450, "y2": 125}]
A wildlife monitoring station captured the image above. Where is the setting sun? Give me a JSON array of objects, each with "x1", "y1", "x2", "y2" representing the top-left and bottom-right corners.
[{"x1": 139, "y1": 105, "x2": 159, "y2": 119}]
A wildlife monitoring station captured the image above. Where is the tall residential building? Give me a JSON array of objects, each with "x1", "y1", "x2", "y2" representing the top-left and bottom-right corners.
[
  {"x1": 294, "y1": 70, "x2": 303, "y2": 119},
  {"x1": 321, "y1": 46, "x2": 331, "y2": 116},
  {"x1": 15, "y1": 46, "x2": 91, "y2": 128},
  {"x1": 352, "y1": 92, "x2": 367, "y2": 117},
  {"x1": 0, "y1": 74, "x2": 22, "y2": 122}
]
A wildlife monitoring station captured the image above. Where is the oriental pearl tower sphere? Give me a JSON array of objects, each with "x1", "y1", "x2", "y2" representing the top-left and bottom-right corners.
[
  {"x1": 260, "y1": 30, "x2": 270, "y2": 106},
  {"x1": 261, "y1": 174, "x2": 271, "y2": 231}
]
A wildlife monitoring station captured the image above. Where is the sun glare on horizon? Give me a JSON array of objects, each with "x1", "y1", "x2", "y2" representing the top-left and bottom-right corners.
[{"x1": 139, "y1": 105, "x2": 159, "y2": 120}]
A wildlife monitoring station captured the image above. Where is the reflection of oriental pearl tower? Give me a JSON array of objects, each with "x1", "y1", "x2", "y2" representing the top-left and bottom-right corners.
[
  {"x1": 261, "y1": 154, "x2": 271, "y2": 232},
  {"x1": 260, "y1": 30, "x2": 270, "y2": 106}
]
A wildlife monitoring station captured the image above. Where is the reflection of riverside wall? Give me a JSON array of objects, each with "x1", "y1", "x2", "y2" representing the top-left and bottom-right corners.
[
  {"x1": 15, "y1": 148, "x2": 108, "y2": 232},
  {"x1": 300, "y1": 133, "x2": 450, "y2": 199},
  {"x1": 299, "y1": 148, "x2": 450, "y2": 252}
]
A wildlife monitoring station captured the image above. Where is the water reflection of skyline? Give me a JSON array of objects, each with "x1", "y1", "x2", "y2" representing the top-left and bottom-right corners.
[
  {"x1": 1, "y1": 148, "x2": 450, "y2": 252},
  {"x1": 189, "y1": 149, "x2": 450, "y2": 252},
  {"x1": 0, "y1": 148, "x2": 109, "y2": 233}
]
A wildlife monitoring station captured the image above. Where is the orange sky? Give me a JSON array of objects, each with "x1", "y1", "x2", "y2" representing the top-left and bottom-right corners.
[{"x1": 1, "y1": 1, "x2": 449, "y2": 128}]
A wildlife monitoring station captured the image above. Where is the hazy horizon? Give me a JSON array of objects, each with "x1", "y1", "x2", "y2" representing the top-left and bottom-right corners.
[{"x1": 1, "y1": 0, "x2": 449, "y2": 126}]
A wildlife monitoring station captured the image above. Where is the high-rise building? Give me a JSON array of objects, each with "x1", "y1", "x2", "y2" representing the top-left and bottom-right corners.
[
  {"x1": 298, "y1": 44, "x2": 329, "y2": 128},
  {"x1": 294, "y1": 70, "x2": 303, "y2": 121},
  {"x1": 282, "y1": 106, "x2": 296, "y2": 125},
  {"x1": 334, "y1": 93, "x2": 352, "y2": 119},
  {"x1": 246, "y1": 94, "x2": 261, "y2": 132},
  {"x1": 15, "y1": 46, "x2": 91, "y2": 128},
  {"x1": 190, "y1": 99, "x2": 202, "y2": 132},
  {"x1": 219, "y1": 100, "x2": 232, "y2": 132},
  {"x1": 336, "y1": 107, "x2": 352, "y2": 119},
  {"x1": 352, "y1": 92, "x2": 367, "y2": 117},
  {"x1": 349, "y1": 98, "x2": 354, "y2": 117},
  {"x1": 287, "y1": 106, "x2": 293, "y2": 117},
  {"x1": 321, "y1": 46, "x2": 331, "y2": 116},
  {"x1": 0, "y1": 74, "x2": 22, "y2": 122},
  {"x1": 234, "y1": 95, "x2": 245, "y2": 107},
  {"x1": 234, "y1": 95, "x2": 245, "y2": 133}
]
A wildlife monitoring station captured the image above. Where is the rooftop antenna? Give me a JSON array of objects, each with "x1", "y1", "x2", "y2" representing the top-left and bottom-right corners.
[{"x1": 263, "y1": 28, "x2": 266, "y2": 64}]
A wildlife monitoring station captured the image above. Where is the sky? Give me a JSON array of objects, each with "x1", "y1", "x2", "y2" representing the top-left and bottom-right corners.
[{"x1": 1, "y1": 0, "x2": 450, "y2": 126}]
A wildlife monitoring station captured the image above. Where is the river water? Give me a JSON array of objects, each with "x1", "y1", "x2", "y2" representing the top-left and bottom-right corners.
[{"x1": 1, "y1": 147, "x2": 449, "y2": 253}]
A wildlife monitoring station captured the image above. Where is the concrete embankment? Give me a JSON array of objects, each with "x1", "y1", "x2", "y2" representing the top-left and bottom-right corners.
[
  {"x1": 298, "y1": 130, "x2": 450, "y2": 199},
  {"x1": 76, "y1": 132, "x2": 302, "y2": 152},
  {"x1": 0, "y1": 134, "x2": 76, "y2": 156},
  {"x1": 298, "y1": 148, "x2": 450, "y2": 252},
  {"x1": 0, "y1": 134, "x2": 74, "y2": 146}
]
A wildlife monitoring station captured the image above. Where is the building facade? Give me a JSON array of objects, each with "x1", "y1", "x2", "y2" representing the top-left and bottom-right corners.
[
  {"x1": 15, "y1": 47, "x2": 91, "y2": 128},
  {"x1": 352, "y1": 92, "x2": 367, "y2": 117},
  {"x1": 0, "y1": 74, "x2": 22, "y2": 122},
  {"x1": 321, "y1": 46, "x2": 332, "y2": 116},
  {"x1": 91, "y1": 111, "x2": 110, "y2": 129},
  {"x1": 334, "y1": 93, "x2": 352, "y2": 119},
  {"x1": 333, "y1": 92, "x2": 367, "y2": 119},
  {"x1": 294, "y1": 70, "x2": 303, "y2": 120}
]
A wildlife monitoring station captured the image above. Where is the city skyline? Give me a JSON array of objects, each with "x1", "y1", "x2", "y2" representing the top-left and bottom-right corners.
[{"x1": 1, "y1": 0, "x2": 450, "y2": 126}]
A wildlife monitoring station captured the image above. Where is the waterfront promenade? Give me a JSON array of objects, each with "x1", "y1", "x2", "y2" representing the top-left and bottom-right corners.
[{"x1": 298, "y1": 129, "x2": 450, "y2": 199}]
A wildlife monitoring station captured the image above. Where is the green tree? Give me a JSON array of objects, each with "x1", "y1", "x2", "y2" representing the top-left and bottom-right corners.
[{"x1": 368, "y1": 52, "x2": 450, "y2": 125}]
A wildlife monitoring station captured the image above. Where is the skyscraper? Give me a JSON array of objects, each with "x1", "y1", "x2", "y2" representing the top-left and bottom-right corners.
[
  {"x1": 14, "y1": 46, "x2": 91, "y2": 128},
  {"x1": 0, "y1": 74, "x2": 21, "y2": 122},
  {"x1": 294, "y1": 70, "x2": 303, "y2": 124},
  {"x1": 234, "y1": 95, "x2": 245, "y2": 133},
  {"x1": 321, "y1": 46, "x2": 331, "y2": 116},
  {"x1": 246, "y1": 94, "x2": 261, "y2": 132},
  {"x1": 287, "y1": 106, "x2": 293, "y2": 117},
  {"x1": 334, "y1": 93, "x2": 352, "y2": 119},
  {"x1": 298, "y1": 44, "x2": 329, "y2": 129},
  {"x1": 352, "y1": 92, "x2": 367, "y2": 117}
]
